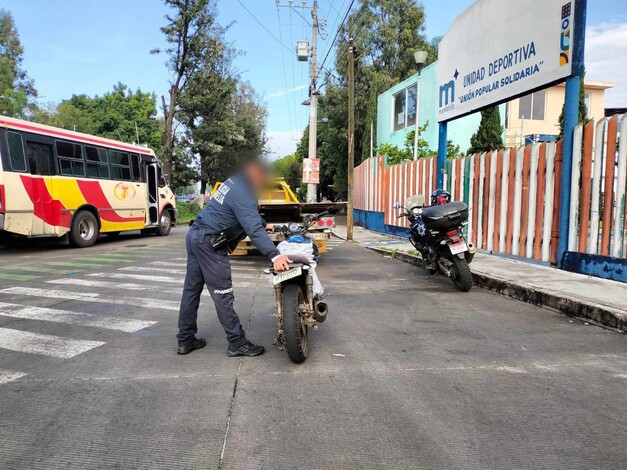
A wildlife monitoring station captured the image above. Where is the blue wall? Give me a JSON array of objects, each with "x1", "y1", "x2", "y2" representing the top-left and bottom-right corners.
[{"x1": 376, "y1": 61, "x2": 505, "y2": 155}]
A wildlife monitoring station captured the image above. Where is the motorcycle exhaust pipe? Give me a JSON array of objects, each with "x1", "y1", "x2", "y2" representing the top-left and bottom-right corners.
[
  {"x1": 314, "y1": 300, "x2": 328, "y2": 323},
  {"x1": 465, "y1": 242, "x2": 476, "y2": 264}
]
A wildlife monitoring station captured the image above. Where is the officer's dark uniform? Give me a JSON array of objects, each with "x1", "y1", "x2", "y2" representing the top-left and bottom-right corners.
[{"x1": 177, "y1": 173, "x2": 281, "y2": 348}]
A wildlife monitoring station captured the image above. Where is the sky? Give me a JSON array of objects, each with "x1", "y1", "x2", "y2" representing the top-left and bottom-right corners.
[{"x1": 3, "y1": 0, "x2": 627, "y2": 159}]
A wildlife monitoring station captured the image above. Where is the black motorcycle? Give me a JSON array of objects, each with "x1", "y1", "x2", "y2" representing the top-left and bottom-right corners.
[{"x1": 399, "y1": 192, "x2": 476, "y2": 292}]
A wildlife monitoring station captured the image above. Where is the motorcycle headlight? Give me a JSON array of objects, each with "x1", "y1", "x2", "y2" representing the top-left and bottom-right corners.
[
  {"x1": 412, "y1": 207, "x2": 422, "y2": 216},
  {"x1": 288, "y1": 223, "x2": 301, "y2": 232}
]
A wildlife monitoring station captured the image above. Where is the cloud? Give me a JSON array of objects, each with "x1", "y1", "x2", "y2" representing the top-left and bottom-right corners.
[
  {"x1": 267, "y1": 85, "x2": 307, "y2": 99},
  {"x1": 266, "y1": 129, "x2": 303, "y2": 161},
  {"x1": 586, "y1": 22, "x2": 627, "y2": 107}
]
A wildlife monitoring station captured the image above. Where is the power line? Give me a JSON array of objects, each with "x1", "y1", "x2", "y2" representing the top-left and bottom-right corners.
[
  {"x1": 316, "y1": 0, "x2": 355, "y2": 86},
  {"x1": 276, "y1": 7, "x2": 295, "y2": 140},
  {"x1": 235, "y1": 0, "x2": 296, "y2": 57}
]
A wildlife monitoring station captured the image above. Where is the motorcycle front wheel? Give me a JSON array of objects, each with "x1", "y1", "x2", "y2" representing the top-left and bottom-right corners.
[
  {"x1": 282, "y1": 283, "x2": 309, "y2": 363},
  {"x1": 448, "y1": 255, "x2": 473, "y2": 292}
]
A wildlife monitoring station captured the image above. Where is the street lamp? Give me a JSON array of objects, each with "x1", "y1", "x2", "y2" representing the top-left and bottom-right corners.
[{"x1": 413, "y1": 50, "x2": 428, "y2": 160}]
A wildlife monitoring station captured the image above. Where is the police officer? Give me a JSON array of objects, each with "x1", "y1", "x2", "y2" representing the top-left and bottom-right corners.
[{"x1": 176, "y1": 159, "x2": 292, "y2": 357}]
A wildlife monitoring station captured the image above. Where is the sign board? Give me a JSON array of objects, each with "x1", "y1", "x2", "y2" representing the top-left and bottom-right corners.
[
  {"x1": 437, "y1": 0, "x2": 574, "y2": 122},
  {"x1": 302, "y1": 158, "x2": 320, "y2": 184}
]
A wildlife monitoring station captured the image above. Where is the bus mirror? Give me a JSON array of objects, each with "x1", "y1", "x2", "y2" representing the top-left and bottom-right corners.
[{"x1": 158, "y1": 176, "x2": 167, "y2": 188}]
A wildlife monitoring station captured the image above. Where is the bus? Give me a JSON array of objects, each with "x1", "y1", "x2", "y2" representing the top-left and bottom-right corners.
[{"x1": 0, "y1": 116, "x2": 177, "y2": 248}]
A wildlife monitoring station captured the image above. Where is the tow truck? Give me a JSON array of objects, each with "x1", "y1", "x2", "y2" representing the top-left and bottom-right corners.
[{"x1": 211, "y1": 178, "x2": 344, "y2": 256}]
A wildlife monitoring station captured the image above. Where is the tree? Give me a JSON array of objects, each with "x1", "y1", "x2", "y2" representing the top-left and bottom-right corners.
[
  {"x1": 152, "y1": 0, "x2": 227, "y2": 185},
  {"x1": 468, "y1": 106, "x2": 504, "y2": 154},
  {"x1": 375, "y1": 121, "x2": 433, "y2": 165},
  {"x1": 302, "y1": 0, "x2": 437, "y2": 198},
  {"x1": 272, "y1": 154, "x2": 302, "y2": 198},
  {"x1": 33, "y1": 84, "x2": 162, "y2": 150},
  {"x1": 0, "y1": 9, "x2": 37, "y2": 117},
  {"x1": 558, "y1": 74, "x2": 589, "y2": 138}
]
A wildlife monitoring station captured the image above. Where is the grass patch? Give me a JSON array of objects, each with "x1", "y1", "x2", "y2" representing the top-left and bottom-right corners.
[{"x1": 177, "y1": 201, "x2": 202, "y2": 225}]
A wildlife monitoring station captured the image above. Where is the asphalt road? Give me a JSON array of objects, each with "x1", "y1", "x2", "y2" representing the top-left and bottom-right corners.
[{"x1": 0, "y1": 226, "x2": 625, "y2": 470}]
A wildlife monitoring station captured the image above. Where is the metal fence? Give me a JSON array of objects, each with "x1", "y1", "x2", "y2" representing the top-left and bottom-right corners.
[{"x1": 354, "y1": 114, "x2": 627, "y2": 266}]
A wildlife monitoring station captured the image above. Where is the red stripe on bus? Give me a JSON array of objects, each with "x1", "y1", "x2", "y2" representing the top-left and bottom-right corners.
[
  {"x1": 76, "y1": 180, "x2": 145, "y2": 223},
  {"x1": 0, "y1": 119, "x2": 152, "y2": 155},
  {"x1": 19, "y1": 176, "x2": 72, "y2": 228}
]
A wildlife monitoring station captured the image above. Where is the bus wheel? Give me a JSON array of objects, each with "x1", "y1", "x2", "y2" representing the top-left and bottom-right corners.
[
  {"x1": 157, "y1": 210, "x2": 172, "y2": 236},
  {"x1": 69, "y1": 211, "x2": 99, "y2": 248}
]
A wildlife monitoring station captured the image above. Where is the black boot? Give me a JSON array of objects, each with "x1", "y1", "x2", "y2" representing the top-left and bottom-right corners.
[
  {"x1": 227, "y1": 341, "x2": 265, "y2": 357},
  {"x1": 177, "y1": 337, "x2": 207, "y2": 355}
]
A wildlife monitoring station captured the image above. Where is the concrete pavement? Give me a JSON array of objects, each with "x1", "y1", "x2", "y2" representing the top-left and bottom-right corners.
[
  {"x1": 335, "y1": 225, "x2": 627, "y2": 332},
  {"x1": 0, "y1": 227, "x2": 625, "y2": 469}
]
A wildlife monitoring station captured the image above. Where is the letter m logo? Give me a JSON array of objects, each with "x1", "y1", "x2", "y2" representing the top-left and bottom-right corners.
[{"x1": 439, "y1": 80, "x2": 455, "y2": 107}]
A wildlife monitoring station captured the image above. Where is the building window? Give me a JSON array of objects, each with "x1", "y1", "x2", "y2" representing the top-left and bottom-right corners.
[
  {"x1": 393, "y1": 84, "x2": 418, "y2": 131},
  {"x1": 7, "y1": 131, "x2": 27, "y2": 172},
  {"x1": 584, "y1": 92, "x2": 591, "y2": 118},
  {"x1": 85, "y1": 146, "x2": 110, "y2": 179},
  {"x1": 56, "y1": 140, "x2": 85, "y2": 176},
  {"x1": 518, "y1": 90, "x2": 546, "y2": 121}
]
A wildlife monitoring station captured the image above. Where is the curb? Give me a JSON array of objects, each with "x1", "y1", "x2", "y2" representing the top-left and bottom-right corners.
[{"x1": 367, "y1": 246, "x2": 626, "y2": 334}]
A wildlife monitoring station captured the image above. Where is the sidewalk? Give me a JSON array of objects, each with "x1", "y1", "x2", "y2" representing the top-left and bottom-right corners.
[{"x1": 333, "y1": 225, "x2": 627, "y2": 333}]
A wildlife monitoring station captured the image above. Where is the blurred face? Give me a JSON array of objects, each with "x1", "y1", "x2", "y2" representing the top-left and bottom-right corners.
[{"x1": 244, "y1": 161, "x2": 268, "y2": 192}]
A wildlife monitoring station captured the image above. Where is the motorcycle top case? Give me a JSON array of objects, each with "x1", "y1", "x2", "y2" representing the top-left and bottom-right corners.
[{"x1": 421, "y1": 201, "x2": 469, "y2": 231}]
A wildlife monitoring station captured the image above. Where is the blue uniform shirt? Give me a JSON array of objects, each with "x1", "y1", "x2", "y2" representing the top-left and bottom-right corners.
[{"x1": 196, "y1": 173, "x2": 281, "y2": 260}]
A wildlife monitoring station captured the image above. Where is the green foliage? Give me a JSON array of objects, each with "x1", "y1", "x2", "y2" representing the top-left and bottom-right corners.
[
  {"x1": 558, "y1": 74, "x2": 589, "y2": 138},
  {"x1": 176, "y1": 201, "x2": 202, "y2": 224},
  {"x1": 447, "y1": 140, "x2": 462, "y2": 160},
  {"x1": 156, "y1": 0, "x2": 266, "y2": 192},
  {"x1": 34, "y1": 83, "x2": 162, "y2": 149},
  {"x1": 468, "y1": 106, "x2": 504, "y2": 154},
  {"x1": 0, "y1": 9, "x2": 37, "y2": 118},
  {"x1": 272, "y1": 154, "x2": 302, "y2": 199},
  {"x1": 376, "y1": 121, "x2": 432, "y2": 165}
]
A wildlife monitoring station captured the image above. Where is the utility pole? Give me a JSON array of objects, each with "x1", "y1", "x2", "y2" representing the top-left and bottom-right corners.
[
  {"x1": 306, "y1": 0, "x2": 319, "y2": 203},
  {"x1": 276, "y1": 1, "x2": 319, "y2": 203},
  {"x1": 347, "y1": 16, "x2": 355, "y2": 241}
]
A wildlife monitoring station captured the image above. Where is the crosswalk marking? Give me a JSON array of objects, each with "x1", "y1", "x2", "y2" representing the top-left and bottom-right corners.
[
  {"x1": 0, "y1": 287, "x2": 179, "y2": 311},
  {"x1": 150, "y1": 261, "x2": 187, "y2": 267},
  {"x1": 0, "y1": 273, "x2": 40, "y2": 281},
  {"x1": 5, "y1": 266, "x2": 82, "y2": 274},
  {"x1": 118, "y1": 266, "x2": 187, "y2": 275},
  {"x1": 47, "y1": 261, "x2": 107, "y2": 269},
  {"x1": 0, "y1": 327, "x2": 105, "y2": 358},
  {"x1": 80, "y1": 257, "x2": 133, "y2": 264},
  {"x1": 0, "y1": 302, "x2": 156, "y2": 333},
  {"x1": 0, "y1": 370, "x2": 27, "y2": 385},
  {"x1": 47, "y1": 277, "x2": 252, "y2": 291},
  {"x1": 88, "y1": 272, "x2": 182, "y2": 284}
]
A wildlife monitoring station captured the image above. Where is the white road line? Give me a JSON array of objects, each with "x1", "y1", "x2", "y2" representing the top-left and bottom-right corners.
[
  {"x1": 47, "y1": 278, "x2": 182, "y2": 294},
  {"x1": 0, "y1": 327, "x2": 105, "y2": 358},
  {"x1": 149, "y1": 261, "x2": 187, "y2": 268},
  {"x1": 0, "y1": 370, "x2": 27, "y2": 384},
  {"x1": 0, "y1": 287, "x2": 179, "y2": 311},
  {"x1": 47, "y1": 277, "x2": 251, "y2": 292},
  {"x1": 228, "y1": 260, "x2": 257, "y2": 264},
  {"x1": 0, "y1": 302, "x2": 156, "y2": 333},
  {"x1": 230, "y1": 266, "x2": 259, "y2": 271},
  {"x1": 88, "y1": 272, "x2": 182, "y2": 284},
  {"x1": 118, "y1": 266, "x2": 187, "y2": 275}
]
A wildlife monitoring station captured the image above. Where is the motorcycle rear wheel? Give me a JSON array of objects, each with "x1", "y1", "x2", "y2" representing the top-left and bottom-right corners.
[
  {"x1": 282, "y1": 283, "x2": 309, "y2": 363},
  {"x1": 449, "y1": 255, "x2": 473, "y2": 292}
]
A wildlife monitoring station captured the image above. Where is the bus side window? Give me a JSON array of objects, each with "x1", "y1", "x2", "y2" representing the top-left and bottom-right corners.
[
  {"x1": 130, "y1": 154, "x2": 143, "y2": 182},
  {"x1": 56, "y1": 141, "x2": 85, "y2": 177},
  {"x1": 6, "y1": 131, "x2": 27, "y2": 172},
  {"x1": 85, "y1": 146, "x2": 110, "y2": 179},
  {"x1": 109, "y1": 150, "x2": 131, "y2": 181}
]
